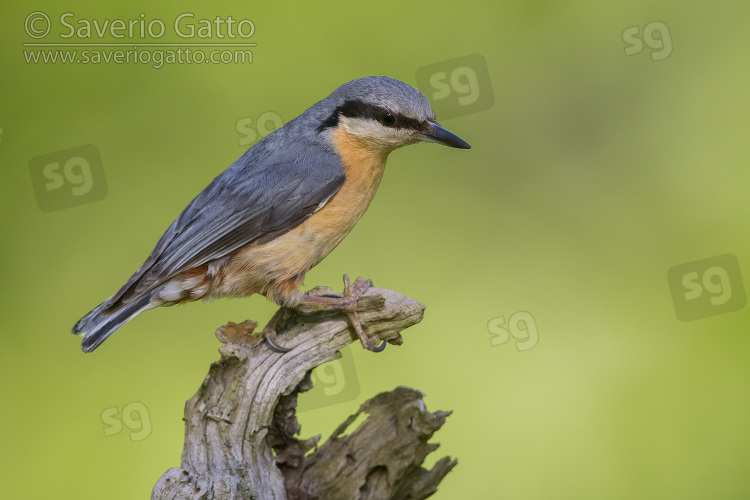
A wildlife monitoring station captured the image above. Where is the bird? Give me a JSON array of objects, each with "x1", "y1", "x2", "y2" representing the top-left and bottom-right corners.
[{"x1": 72, "y1": 76, "x2": 470, "y2": 353}]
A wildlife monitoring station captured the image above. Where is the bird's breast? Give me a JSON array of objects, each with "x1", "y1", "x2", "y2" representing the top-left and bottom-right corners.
[
  {"x1": 272, "y1": 128, "x2": 389, "y2": 267},
  {"x1": 309, "y1": 127, "x2": 389, "y2": 240},
  {"x1": 214, "y1": 128, "x2": 389, "y2": 301}
]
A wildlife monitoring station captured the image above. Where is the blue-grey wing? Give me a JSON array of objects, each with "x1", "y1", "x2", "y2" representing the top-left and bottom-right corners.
[{"x1": 104, "y1": 148, "x2": 345, "y2": 311}]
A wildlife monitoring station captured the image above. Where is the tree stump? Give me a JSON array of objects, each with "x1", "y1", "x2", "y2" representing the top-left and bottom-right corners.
[{"x1": 151, "y1": 285, "x2": 456, "y2": 500}]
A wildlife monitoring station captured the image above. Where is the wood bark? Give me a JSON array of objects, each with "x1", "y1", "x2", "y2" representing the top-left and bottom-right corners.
[{"x1": 151, "y1": 285, "x2": 456, "y2": 500}]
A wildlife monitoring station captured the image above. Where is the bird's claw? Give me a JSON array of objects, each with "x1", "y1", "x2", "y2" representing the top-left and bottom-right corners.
[
  {"x1": 340, "y1": 274, "x2": 374, "y2": 312},
  {"x1": 263, "y1": 308, "x2": 293, "y2": 353},
  {"x1": 293, "y1": 274, "x2": 383, "y2": 352},
  {"x1": 336, "y1": 274, "x2": 380, "y2": 351}
]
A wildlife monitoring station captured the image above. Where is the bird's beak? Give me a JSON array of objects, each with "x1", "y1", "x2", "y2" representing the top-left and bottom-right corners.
[{"x1": 421, "y1": 121, "x2": 471, "y2": 149}]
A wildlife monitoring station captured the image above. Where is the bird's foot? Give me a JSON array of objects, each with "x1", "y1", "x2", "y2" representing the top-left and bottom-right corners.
[
  {"x1": 302, "y1": 275, "x2": 385, "y2": 352},
  {"x1": 263, "y1": 275, "x2": 385, "y2": 353},
  {"x1": 262, "y1": 307, "x2": 293, "y2": 353}
]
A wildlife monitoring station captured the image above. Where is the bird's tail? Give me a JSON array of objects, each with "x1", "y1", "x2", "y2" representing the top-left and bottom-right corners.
[{"x1": 72, "y1": 292, "x2": 156, "y2": 353}]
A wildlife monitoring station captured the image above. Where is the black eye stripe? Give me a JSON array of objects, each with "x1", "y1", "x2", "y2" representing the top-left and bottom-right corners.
[{"x1": 317, "y1": 99, "x2": 427, "y2": 132}]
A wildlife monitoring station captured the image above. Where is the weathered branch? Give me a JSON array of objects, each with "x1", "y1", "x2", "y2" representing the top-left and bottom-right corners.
[{"x1": 151, "y1": 285, "x2": 455, "y2": 500}]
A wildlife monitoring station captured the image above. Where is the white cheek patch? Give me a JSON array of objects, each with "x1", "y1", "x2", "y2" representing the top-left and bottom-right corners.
[{"x1": 341, "y1": 116, "x2": 410, "y2": 146}]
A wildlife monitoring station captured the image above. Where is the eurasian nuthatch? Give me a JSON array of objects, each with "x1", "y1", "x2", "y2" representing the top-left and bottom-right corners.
[{"x1": 73, "y1": 76, "x2": 470, "y2": 352}]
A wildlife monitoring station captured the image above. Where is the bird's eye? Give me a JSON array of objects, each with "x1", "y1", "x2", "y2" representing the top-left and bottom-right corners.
[{"x1": 382, "y1": 113, "x2": 396, "y2": 126}]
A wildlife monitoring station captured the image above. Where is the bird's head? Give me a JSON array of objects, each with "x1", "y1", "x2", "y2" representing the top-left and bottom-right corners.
[{"x1": 315, "y1": 76, "x2": 471, "y2": 153}]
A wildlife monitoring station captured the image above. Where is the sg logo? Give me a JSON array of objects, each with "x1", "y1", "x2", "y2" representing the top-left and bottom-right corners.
[
  {"x1": 28, "y1": 144, "x2": 107, "y2": 212},
  {"x1": 668, "y1": 254, "x2": 746, "y2": 321},
  {"x1": 415, "y1": 53, "x2": 494, "y2": 120},
  {"x1": 101, "y1": 401, "x2": 152, "y2": 442},
  {"x1": 236, "y1": 111, "x2": 284, "y2": 147},
  {"x1": 298, "y1": 346, "x2": 360, "y2": 412},
  {"x1": 488, "y1": 311, "x2": 539, "y2": 352},
  {"x1": 622, "y1": 21, "x2": 673, "y2": 61}
]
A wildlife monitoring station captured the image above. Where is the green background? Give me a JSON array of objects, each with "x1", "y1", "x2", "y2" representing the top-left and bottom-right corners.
[{"x1": 2, "y1": 1, "x2": 749, "y2": 498}]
